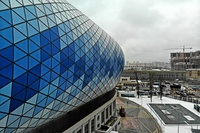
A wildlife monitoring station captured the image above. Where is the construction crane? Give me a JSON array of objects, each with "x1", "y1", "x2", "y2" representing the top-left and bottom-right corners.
[
  {"x1": 163, "y1": 45, "x2": 192, "y2": 70},
  {"x1": 163, "y1": 45, "x2": 192, "y2": 53}
]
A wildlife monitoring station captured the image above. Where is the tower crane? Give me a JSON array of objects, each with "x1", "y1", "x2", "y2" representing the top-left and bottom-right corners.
[
  {"x1": 163, "y1": 45, "x2": 192, "y2": 70},
  {"x1": 163, "y1": 45, "x2": 192, "y2": 53}
]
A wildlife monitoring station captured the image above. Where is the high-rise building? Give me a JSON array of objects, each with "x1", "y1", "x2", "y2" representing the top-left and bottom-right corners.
[
  {"x1": 170, "y1": 51, "x2": 200, "y2": 70},
  {"x1": 0, "y1": 1, "x2": 124, "y2": 133}
]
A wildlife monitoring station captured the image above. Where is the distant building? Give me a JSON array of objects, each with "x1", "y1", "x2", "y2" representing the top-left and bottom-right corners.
[
  {"x1": 125, "y1": 61, "x2": 170, "y2": 70},
  {"x1": 121, "y1": 69, "x2": 186, "y2": 81},
  {"x1": 170, "y1": 50, "x2": 200, "y2": 70},
  {"x1": 186, "y1": 69, "x2": 200, "y2": 80}
]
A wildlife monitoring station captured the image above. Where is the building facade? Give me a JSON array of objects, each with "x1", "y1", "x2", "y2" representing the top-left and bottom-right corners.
[
  {"x1": 170, "y1": 50, "x2": 200, "y2": 71},
  {"x1": 121, "y1": 69, "x2": 186, "y2": 82},
  {"x1": 186, "y1": 69, "x2": 200, "y2": 80},
  {"x1": 125, "y1": 61, "x2": 170, "y2": 70},
  {"x1": 0, "y1": 0, "x2": 124, "y2": 133}
]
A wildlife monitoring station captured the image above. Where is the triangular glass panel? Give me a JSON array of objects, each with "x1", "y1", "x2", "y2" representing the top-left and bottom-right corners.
[
  {"x1": 0, "y1": 9, "x2": 11, "y2": 24},
  {"x1": 10, "y1": 99, "x2": 23, "y2": 112},
  {"x1": 29, "y1": 79, "x2": 39, "y2": 91},
  {"x1": 51, "y1": 71, "x2": 59, "y2": 81},
  {"x1": 12, "y1": 82, "x2": 26, "y2": 96},
  {"x1": 8, "y1": 118, "x2": 20, "y2": 128},
  {"x1": 0, "y1": 82, "x2": 12, "y2": 97},
  {"x1": 53, "y1": 65, "x2": 60, "y2": 75},
  {"x1": 23, "y1": 103, "x2": 34, "y2": 114},
  {"x1": 29, "y1": 40, "x2": 40, "y2": 53},
  {"x1": 13, "y1": 27, "x2": 27, "y2": 43},
  {"x1": 47, "y1": 17, "x2": 56, "y2": 28},
  {"x1": 19, "y1": 116, "x2": 29, "y2": 127},
  {"x1": 56, "y1": 89, "x2": 63, "y2": 97},
  {"x1": 28, "y1": 19, "x2": 39, "y2": 31},
  {"x1": 11, "y1": 10, "x2": 24, "y2": 25},
  {"x1": 0, "y1": 95, "x2": 9, "y2": 105},
  {"x1": 14, "y1": 46, "x2": 26, "y2": 61},
  {"x1": 30, "y1": 50, "x2": 40, "y2": 62},
  {"x1": 38, "y1": 19, "x2": 48, "y2": 32},
  {"x1": 7, "y1": 114, "x2": 19, "y2": 126},
  {"x1": 39, "y1": 79, "x2": 48, "y2": 90},
  {"x1": 0, "y1": 35, "x2": 11, "y2": 50},
  {"x1": 0, "y1": 116, "x2": 8, "y2": 127},
  {"x1": 41, "y1": 64, "x2": 49, "y2": 76},
  {"x1": 36, "y1": 93, "x2": 46, "y2": 104},
  {"x1": 42, "y1": 57, "x2": 51, "y2": 68},
  {"x1": 27, "y1": 72, "x2": 38, "y2": 85},
  {"x1": 0, "y1": 1, "x2": 9, "y2": 10},
  {"x1": 35, "y1": 6, "x2": 45, "y2": 17},
  {"x1": 52, "y1": 42, "x2": 60, "y2": 55},
  {"x1": 60, "y1": 39, "x2": 67, "y2": 50},
  {"x1": 16, "y1": 39, "x2": 28, "y2": 54},
  {"x1": 0, "y1": 17, "x2": 11, "y2": 30},
  {"x1": 27, "y1": 23, "x2": 38, "y2": 37},
  {"x1": 39, "y1": 16, "x2": 48, "y2": 27},
  {"x1": 30, "y1": 34, "x2": 40, "y2": 47},
  {"x1": 13, "y1": 7, "x2": 25, "y2": 20},
  {"x1": 41, "y1": 50, "x2": 50, "y2": 62},
  {"x1": 13, "y1": 89, "x2": 26, "y2": 102},
  {"x1": 50, "y1": 29, "x2": 58, "y2": 41},
  {"x1": 24, "y1": 107, "x2": 34, "y2": 117},
  {"x1": 46, "y1": 97, "x2": 54, "y2": 106},
  {"x1": 13, "y1": 64, "x2": 26, "y2": 79},
  {"x1": 37, "y1": 98, "x2": 47, "y2": 108},
  {"x1": 30, "y1": 64, "x2": 41, "y2": 77},
  {"x1": 26, "y1": 88, "x2": 37, "y2": 101},
  {"x1": 26, "y1": 5, "x2": 36, "y2": 16},
  {"x1": 43, "y1": 43, "x2": 51, "y2": 55},
  {"x1": 51, "y1": 58, "x2": 59, "y2": 68},
  {"x1": 10, "y1": 1, "x2": 22, "y2": 8},
  {"x1": 40, "y1": 35, "x2": 50, "y2": 48},
  {"x1": 29, "y1": 56, "x2": 39, "y2": 69},
  {"x1": 25, "y1": 8, "x2": 36, "y2": 20},
  {"x1": 53, "y1": 52, "x2": 60, "y2": 62},
  {"x1": 0, "y1": 99, "x2": 10, "y2": 114},
  {"x1": 0, "y1": 27, "x2": 13, "y2": 43},
  {"x1": 44, "y1": 4, "x2": 53, "y2": 14},
  {"x1": 15, "y1": 72, "x2": 27, "y2": 86},
  {"x1": 0, "y1": 56, "x2": 11, "y2": 69},
  {"x1": 11, "y1": 103, "x2": 24, "y2": 116},
  {"x1": 42, "y1": 72, "x2": 50, "y2": 82},
  {"x1": 27, "y1": 93, "x2": 37, "y2": 104},
  {"x1": 16, "y1": 56, "x2": 28, "y2": 69},
  {"x1": 48, "y1": 14, "x2": 56, "y2": 24}
]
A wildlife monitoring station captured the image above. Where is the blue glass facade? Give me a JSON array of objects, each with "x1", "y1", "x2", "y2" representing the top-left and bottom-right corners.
[{"x1": 0, "y1": 0, "x2": 124, "y2": 132}]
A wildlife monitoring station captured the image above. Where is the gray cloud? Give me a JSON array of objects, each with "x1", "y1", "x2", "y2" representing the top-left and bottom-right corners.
[{"x1": 67, "y1": 0, "x2": 200, "y2": 63}]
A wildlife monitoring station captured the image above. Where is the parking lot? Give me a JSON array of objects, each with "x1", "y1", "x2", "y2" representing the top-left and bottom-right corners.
[{"x1": 149, "y1": 103, "x2": 200, "y2": 125}]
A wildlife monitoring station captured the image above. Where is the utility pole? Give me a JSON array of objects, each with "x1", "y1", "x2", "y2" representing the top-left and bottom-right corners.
[
  {"x1": 159, "y1": 74, "x2": 163, "y2": 100},
  {"x1": 135, "y1": 71, "x2": 140, "y2": 99},
  {"x1": 149, "y1": 72, "x2": 153, "y2": 102}
]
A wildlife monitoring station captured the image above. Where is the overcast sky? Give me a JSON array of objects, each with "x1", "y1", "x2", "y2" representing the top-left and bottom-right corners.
[{"x1": 67, "y1": 0, "x2": 200, "y2": 63}]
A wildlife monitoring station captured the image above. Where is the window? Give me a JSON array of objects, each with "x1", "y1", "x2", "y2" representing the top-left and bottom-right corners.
[
  {"x1": 101, "y1": 111, "x2": 104, "y2": 123},
  {"x1": 85, "y1": 123, "x2": 89, "y2": 133},
  {"x1": 106, "y1": 108, "x2": 109, "y2": 119},
  {"x1": 91, "y1": 119, "x2": 94, "y2": 132}
]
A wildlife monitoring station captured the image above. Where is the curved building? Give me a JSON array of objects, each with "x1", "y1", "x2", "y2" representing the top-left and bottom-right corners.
[{"x1": 0, "y1": 0, "x2": 124, "y2": 133}]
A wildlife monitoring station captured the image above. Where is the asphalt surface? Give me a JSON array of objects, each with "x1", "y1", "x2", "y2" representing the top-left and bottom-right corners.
[
  {"x1": 116, "y1": 97, "x2": 162, "y2": 133},
  {"x1": 149, "y1": 103, "x2": 200, "y2": 125}
]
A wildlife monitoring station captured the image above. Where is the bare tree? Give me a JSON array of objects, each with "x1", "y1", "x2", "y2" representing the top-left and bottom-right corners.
[{"x1": 149, "y1": 72, "x2": 153, "y2": 102}]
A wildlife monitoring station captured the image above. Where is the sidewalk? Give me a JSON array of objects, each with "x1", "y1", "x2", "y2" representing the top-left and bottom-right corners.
[{"x1": 116, "y1": 97, "x2": 162, "y2": 133}]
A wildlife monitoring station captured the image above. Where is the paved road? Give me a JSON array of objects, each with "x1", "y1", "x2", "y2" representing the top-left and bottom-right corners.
[{"x1": 116, "y1": 97, "x2": 162, "y2": 133}]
